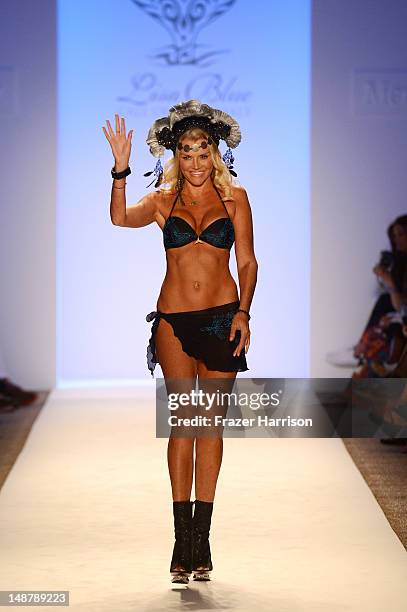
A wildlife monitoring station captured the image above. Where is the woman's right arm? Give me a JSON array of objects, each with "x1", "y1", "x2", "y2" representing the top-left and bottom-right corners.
[
  {"x1": 113, "y1": 190, "x2": 160, "y2": 228},
  {"x1": 102, "y1": 114, "x2": 159, "y2": 228}
]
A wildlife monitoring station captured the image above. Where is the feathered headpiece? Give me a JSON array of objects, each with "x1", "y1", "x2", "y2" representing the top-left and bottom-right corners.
[{"x1": 143, "y1": 99, "x2": 241, "y2": 187}]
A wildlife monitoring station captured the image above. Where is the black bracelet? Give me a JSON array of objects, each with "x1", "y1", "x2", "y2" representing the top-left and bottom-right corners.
[
  {"x1": 237, "y1": 308, "x2": 251, "y2": 320},
  {"x1": 111, "y1": 165, "x2": 131, "y2": 180}
]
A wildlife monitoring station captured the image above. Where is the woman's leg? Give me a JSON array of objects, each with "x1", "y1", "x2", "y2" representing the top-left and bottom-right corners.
[
  {"x1": 190, "y1": 363, "x2": 237, "y2": 576},
  {"x1": 354, "y1": 293, "x2": 395, "y2": 357},
  {"x1": 195, "y1": 362, "x2": 237, "y2": 502},
  {"x1": 365, "y1": 292, "x2": 394, "y2": 330},
  {"x1": 155, "y1": 317, "x2": 198, "y2": 502},
  {"x1": 386, "y1": 323, "x2": 406, "y2": 364}
]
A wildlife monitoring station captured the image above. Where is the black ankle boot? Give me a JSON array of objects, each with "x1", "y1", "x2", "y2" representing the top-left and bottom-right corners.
[
  {"x1": 191, "y1": 499, "x2": 213, "y2": 580},
  {"x1": 170, "y1": 501, "x2": 193, "y2": 583}
]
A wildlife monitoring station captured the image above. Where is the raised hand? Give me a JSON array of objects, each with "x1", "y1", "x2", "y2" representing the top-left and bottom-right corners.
[{"x1": 102, "y1": 114, "x2": 133, "y2": 171}]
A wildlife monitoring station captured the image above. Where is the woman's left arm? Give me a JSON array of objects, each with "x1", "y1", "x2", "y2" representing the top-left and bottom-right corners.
[{"x1": 230, "y1": 186, "x2": 258, "y2": 357}]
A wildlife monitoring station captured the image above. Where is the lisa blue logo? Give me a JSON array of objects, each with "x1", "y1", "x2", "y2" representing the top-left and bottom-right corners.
[{"x1": 132, "y1": 0, "x2": 237, "y2": 66}]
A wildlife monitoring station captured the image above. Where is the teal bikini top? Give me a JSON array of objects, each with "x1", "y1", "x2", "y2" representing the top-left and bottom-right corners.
[{"x1": 163, "y1": 185, "x2": 235, "y2": 251}]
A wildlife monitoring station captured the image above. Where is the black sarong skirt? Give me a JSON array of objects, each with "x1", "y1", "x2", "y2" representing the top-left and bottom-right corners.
[{"x1": 146, "y1": 300, "x2": 249, "y2": 377}]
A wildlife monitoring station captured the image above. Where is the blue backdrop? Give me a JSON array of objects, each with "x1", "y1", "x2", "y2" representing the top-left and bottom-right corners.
[{"x1": 57, "y1": 0, "x2": 310, "y2": 385}]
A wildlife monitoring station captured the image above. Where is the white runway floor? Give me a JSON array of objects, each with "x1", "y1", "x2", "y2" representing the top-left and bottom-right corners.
[{"x1": 0, "y1": 387, "x2": 406, "y2": 611}]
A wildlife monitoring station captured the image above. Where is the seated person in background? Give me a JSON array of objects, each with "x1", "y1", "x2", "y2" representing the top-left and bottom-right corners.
[
  {"x1": 353, "y1": 215, "x2": 407, "y2": 378},
  {"x1": 379, "y1": 317, "x2": 407, "y2": 449}
]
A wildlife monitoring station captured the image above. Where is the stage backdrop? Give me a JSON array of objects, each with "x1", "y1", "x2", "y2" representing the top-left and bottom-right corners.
[
  {"x1": 57, "y1": 0, "x2": 311, "y2": 385},
  {"x1": 311, "y1": 0, "x2": 407, "y2": 376}
]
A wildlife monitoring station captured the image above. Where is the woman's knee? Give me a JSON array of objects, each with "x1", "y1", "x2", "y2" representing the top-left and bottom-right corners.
[
  {"x1": 195, "y1": 437, "x2": 223, "y2": 452},
  {"x1": 168, "y1": 436, "x2": 195, "y2": 451}
]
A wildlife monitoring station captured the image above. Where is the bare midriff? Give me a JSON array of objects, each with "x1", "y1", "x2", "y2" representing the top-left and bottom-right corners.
[{"x1": 156, "y1": 244, "x2": 239, "y2": 313}]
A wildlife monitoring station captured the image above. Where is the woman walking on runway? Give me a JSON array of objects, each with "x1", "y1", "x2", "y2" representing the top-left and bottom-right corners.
[{"x1": 103, "y1": 100, "x2": 258, "y2": 583}]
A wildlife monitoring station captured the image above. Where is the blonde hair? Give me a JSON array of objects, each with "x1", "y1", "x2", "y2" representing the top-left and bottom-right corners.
[{"x1": 158, "y1": 127, "x2": 235, "y2": 201}]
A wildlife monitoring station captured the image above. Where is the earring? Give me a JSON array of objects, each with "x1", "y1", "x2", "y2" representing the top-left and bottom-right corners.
[
  {"x1": 144, "y1": 158, "x2": 163, "y2": 188},
  {"x1": 222, "y1": 148, "x2": 237, "y2": 177}
]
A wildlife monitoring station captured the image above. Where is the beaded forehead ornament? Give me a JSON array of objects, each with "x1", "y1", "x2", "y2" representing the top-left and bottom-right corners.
[
  {"x1": 143, "y1": 99, "x2": 241, "y2": 187},
  {"x1": 177, "y1": 138, "x2": 212, "y2": 152}
]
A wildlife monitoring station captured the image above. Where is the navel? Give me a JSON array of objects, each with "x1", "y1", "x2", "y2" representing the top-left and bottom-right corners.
[{"x1": 193, "y1": 280, "x2": 200, "y2": 290}]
